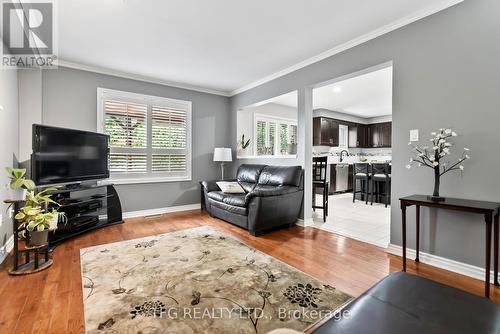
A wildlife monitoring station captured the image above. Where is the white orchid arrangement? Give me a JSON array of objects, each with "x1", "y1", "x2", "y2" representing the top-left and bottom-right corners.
[{"x1": 406, "y1": 128, "x2": 470, "y2": 176}]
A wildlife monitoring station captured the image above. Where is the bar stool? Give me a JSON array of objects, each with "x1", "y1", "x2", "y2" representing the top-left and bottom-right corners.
[
  {"x1": 312, "y1": 156, "x2": 329, "y2": 222},
  {"x1": 353, "y1": 163, "x2": 371, "y2": 204},
  {"x1": 371, "y1": 163, "x2": 391, "y2": 208}
]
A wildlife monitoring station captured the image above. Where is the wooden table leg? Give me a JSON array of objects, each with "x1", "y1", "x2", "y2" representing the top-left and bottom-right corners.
[
  {"x1": 495, "y1": 213, "x2": 499, "y2": 286},
  {"x1": 416, "y1": 205, "x2": 420, "y2": 263},
  {"x1": 12, "y1": 203, "x2": 19, "y2": 272},
  {"x1": 485, "y1": 213, "x2": 492, "y2": 298},
  {"x1": 34, "y1": 249, "x2": 39, "y2": 270},
  {"x1": 402, "y1": 204, "x2": 407, "y2": 272}
]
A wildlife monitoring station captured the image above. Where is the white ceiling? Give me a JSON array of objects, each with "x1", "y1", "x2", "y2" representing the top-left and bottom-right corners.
[
  {"x1": 58, "y1": 0, "x2": 461, "y2": 95},
  {"x1": 314, "y1": 66, "x2": 393, "y2": 117},
  {"x1": 274, "y1": 66, "x2": 393, "y2": 118}
]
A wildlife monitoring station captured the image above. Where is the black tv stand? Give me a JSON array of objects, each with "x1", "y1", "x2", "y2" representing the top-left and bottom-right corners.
[
  {"x1": 44, "y1": 182, "x2": 123, "y2": 249},
  {"x1": 62, "y1": 182, "x2": 83, "y2": 190}
]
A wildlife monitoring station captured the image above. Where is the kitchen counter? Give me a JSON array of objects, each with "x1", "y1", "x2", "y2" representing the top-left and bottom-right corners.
[{"x1": 317, "y1": 155, "x2": 392, "y2": 165}]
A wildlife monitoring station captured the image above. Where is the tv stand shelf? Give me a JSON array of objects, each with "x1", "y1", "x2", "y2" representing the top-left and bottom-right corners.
[{"x1": 46, "y1": 183, "x2": 123, "y2": 249}]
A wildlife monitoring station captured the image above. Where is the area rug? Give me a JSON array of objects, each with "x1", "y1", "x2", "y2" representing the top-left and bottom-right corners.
[{"x1": 80, "y1": 226, "x2": 352, "y2": 333}]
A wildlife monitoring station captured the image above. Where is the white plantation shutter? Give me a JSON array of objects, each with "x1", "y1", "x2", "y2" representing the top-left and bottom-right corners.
[
  {"x1": 98, "y1": 88, "x2": 192, "y2": 183},
  {"x1": 254, "y1": 115, "x2": 297, "y2": 156},
  {"x1": 104, "y1": 99, "x2": 148, "y2": 174},
  {"x1": 151, "y1": 103, "x2": 189, "y2": 174}
]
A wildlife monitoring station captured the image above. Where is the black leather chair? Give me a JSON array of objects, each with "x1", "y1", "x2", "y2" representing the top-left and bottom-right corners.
[
  {"x1": 312, "y1": 272, "x2": 500, "y2": 334},
  {"x1": 201, "y1": 164, "x2": 304, "y2": 236},
  {"x1": 312, "y1": 156, "x2": 329, "y2": 223}
]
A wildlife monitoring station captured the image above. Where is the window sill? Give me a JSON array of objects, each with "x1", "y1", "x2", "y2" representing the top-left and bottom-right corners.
[
  {"x1": 237, "y1": 155, "x2": 297, "y2": 159},
  {"x1": 107, "y1": 176, "x2": 192, "y2": 185}
]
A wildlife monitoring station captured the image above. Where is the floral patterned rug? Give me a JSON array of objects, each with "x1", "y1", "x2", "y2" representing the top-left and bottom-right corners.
[{"x1": 80, "y1": 226, "x2": 352, "y2": 333}]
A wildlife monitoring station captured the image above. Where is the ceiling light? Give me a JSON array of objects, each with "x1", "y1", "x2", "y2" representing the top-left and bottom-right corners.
[{"x1": 332, "y1": 86, "x2": 342, "y2": 93}]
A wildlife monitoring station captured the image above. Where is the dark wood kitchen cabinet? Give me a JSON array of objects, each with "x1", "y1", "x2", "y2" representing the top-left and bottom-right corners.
[
  {"x1": 367, "y1": 122, "x2": 391, "y2": 148},
  {"x1": 314, "y1": 117, "x2": 391, "y2": 148},
  {"x1": 349, "y1": 124, "x2": 368, "y2": 148},
  {"x1": 313, "y1": 117, "x2": 339, "y2": 146},
  {"x1": 379, "y1": 122, "x2": 392, "y2": 147}
]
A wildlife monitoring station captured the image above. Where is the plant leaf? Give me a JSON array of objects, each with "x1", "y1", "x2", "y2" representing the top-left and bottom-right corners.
[
  {"x1": 10, "y1": 178, "x2": 24, "y2": 190},
  {"x1": 23, "y1": 180, "x2": 36, "y2": 191}
]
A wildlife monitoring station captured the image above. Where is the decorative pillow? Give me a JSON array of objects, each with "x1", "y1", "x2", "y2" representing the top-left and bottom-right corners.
[{"x1": 216, "y1": 181, "x2": 245, "y2": 194}]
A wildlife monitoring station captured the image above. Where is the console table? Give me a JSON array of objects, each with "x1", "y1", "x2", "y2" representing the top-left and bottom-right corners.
[{"x1": 400, "y1": 195, "x2": 500, "y2": 298}]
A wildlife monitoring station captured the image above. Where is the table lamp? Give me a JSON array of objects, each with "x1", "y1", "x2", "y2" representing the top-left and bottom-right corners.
[{"x1": 213, "y1": 147, "x2": 232, "y2": 180}]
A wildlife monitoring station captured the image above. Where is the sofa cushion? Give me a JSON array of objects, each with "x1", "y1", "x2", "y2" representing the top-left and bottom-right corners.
[
  {"x1": 247, "y1": 185, "x2": 299, "y2": 198},
  {"x1": 239, "y1": 181, "x2": 257, "y2": 193},
  {"x1": 224, "y1": 194, "x2": 246, "y2": 207},
  {"x1": 237, "y1": 164, "x2": 266, "y2": 183},
  {"x1": 216, "y1": 181, "x2": 245, "y2": 194},
  {"x1": 207, "y1": 191, "x2": 226, "y2": 202},
  {"x1": 207, "y1": 191, "x2": 246, "y2": 207},
  {"x1": 258, "y1": 165, "x2": 302, "y2": 187},
  {"x1": 209, "y1": 199, "x2": 247, "y2": 216}
]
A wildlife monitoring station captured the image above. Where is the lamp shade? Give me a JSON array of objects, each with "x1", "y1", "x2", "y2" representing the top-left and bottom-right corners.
[{"x1": 213, "y1": 147, "x2": 232, "y2": 162}]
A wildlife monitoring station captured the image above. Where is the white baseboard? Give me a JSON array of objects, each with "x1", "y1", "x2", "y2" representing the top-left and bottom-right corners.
[
  {"x1": 296, "y1": 218, "x2": 314, "y2": 227},
  {"x1": 386, "y1": 243, "x2": 497, "y2": 284},
  {"x1": 122, "y1": 203, "x2": 201, "y2": 219},
  {"x1": 0, "y1": 235, "x2": 14, "y2": 264}
]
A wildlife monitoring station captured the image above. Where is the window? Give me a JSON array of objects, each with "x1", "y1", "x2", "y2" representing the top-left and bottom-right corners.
[
  {"x1": 254, "y1": 114, "x2": 297, "y2": 156},
  {"x1": 97, "y1": 88, "x2": 192, "y2": 184}
]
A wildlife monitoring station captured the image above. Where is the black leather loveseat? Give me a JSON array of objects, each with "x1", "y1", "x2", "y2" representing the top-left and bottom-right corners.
[{"x1": 202, "y1": 164, "x2": 304, "y2": 236}]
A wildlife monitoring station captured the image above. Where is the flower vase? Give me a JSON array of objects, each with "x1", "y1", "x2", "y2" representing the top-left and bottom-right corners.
[{"x1": 428, "y1": 166, "x2": 445, "y2": 202}]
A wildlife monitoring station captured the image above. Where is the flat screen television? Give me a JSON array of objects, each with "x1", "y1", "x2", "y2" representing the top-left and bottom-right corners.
[{"x1": 32, "y1": 124, "x2": 110, "y2": 185}]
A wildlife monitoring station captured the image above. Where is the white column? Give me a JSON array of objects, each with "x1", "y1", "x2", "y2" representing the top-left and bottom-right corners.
[{"x1": 297, "y1": 87, "x2": 313, "y2": 225}]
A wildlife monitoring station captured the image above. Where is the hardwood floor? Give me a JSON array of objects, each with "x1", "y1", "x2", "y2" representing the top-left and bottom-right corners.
[{"x1": 1, "y1": 210, "x2": 499, "y2": 333}]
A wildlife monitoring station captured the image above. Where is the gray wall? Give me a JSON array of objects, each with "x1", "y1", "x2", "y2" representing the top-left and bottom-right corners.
[
  {"x1": 42, "y1": 67, "x2": 230, "y2": 212},
  {"x1": 230, "y1": 0, "x2": 500, "y2": 268},
  {"x1": 0, "y1": 68, "x2": 19, "y2": 252}
]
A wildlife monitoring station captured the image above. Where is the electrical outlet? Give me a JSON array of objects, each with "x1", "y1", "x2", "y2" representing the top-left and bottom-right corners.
[
  {"x1": 8, "y1": 208, "x2": 14, "y2": 219},
  {"x1": 410, "y1": 129, "x2": 419, "y2": 142}
]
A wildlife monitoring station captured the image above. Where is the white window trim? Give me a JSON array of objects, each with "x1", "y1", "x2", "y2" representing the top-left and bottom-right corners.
[
  {"x1": 252, "y1": 113, "x2": 298, "y2": 158},
  {"x1": 97, "y1": 88, "x2": 192, "y2": 184}
]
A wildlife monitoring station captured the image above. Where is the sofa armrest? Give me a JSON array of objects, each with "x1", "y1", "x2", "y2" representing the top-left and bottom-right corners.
[{"x1": 201, "y1": 180, "x2": 220, "y2": 193}]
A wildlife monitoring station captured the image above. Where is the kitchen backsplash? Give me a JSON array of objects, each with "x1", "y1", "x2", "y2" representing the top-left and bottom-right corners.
[
  {"x1": 313, "y1": 146, "x2": 392, "y2": 157},
  {"x1": 349, "y1": 148, "x2": 392, "y2": 156}
]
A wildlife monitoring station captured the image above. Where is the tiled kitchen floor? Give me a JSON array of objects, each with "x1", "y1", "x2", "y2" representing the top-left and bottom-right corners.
[{"x1": 312, "y1": 192, "x2": 390, "y2": 248}]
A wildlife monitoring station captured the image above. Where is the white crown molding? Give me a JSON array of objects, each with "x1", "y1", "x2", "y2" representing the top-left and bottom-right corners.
[
  {"x1": 229, "y1": 0, "x2": 464, "y2": 96},
  {"x1": 0, "y1": 235, "x2": 14, "y2": 264},
  {"x1": 386, "y1": 243, "x2": 497, "y2": 284},
  {"x1": 122, "y1": 203, "x2": 201, "y2": 219},
  {"x1": 55, "y1": 60, "x2": 231, "y2": 97}
]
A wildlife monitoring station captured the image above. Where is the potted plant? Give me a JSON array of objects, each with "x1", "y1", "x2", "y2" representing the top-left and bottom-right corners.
[
  {"x1": 46, "y1": 208, "x2": 67, "y2": 230},
  {"x1": 24, "y1": 187, "x2": 59, "y2": 208},
  {"x1": 407, "y1": 128, "x2": 470, "y2": 201},
  {"x1": 238, "y1": 134, "x2": 251, "y2": 156},
  {"x1": 4, "y1": 167, "x2": 35, "y2": 201},
  {"x1": 15, "y1": 206, "x2": 51, "y2": 246},
  {"x1": 15, "y1": 186, "x2": 65, "y2": 246}
]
